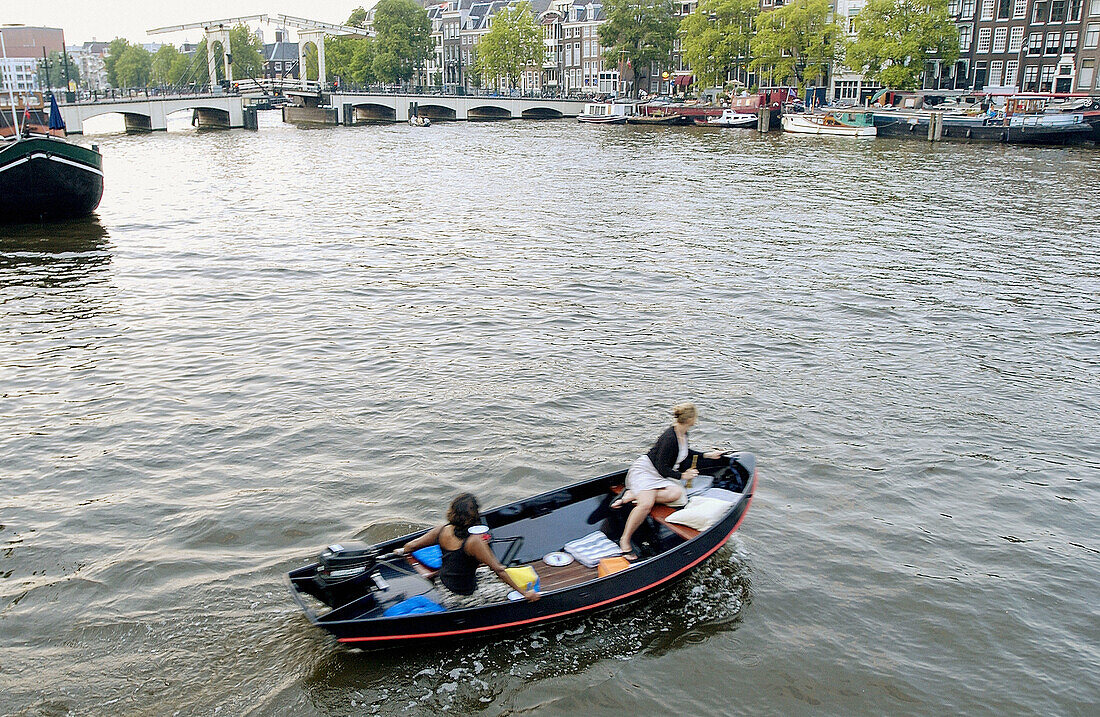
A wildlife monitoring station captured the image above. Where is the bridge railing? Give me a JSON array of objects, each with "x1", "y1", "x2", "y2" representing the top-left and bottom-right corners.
[{"x1": 324, "y1": 82, "x2": 608, "y2": 102}]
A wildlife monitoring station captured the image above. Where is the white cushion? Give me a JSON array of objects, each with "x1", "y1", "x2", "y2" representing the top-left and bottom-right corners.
[
  {"x1": 563, "y1": 530, "x2": 621, "y2": 568},
  {"x1": 665, "y1": 496, "x2": 733, "y2": 531}
]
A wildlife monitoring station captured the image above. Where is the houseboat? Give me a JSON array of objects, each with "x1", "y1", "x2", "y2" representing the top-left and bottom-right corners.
[{"x1": 578, "y1": 102, "x2": 632, "y2": 124}]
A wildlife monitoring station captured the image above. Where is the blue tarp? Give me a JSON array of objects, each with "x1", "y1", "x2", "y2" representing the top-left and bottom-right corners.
[{"x1": 382, "y1": 595, "x2": 446, "y2": 617}]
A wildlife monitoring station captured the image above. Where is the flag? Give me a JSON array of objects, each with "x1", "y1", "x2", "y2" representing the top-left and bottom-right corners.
[{"x1": 48, "y1": 93, "x2": 66, "y2": 131}]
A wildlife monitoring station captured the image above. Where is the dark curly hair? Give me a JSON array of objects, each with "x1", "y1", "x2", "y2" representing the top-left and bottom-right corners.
[{"x1": 447, "y1": 493, "x2": 481, "y2": 539}]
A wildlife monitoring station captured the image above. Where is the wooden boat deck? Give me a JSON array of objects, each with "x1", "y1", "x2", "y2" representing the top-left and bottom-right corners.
[{"x1": 402, "y1": 487, "x2": 699, "y2": 592}]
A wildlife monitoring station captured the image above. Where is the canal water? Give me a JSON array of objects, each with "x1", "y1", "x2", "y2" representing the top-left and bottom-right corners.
[{"x1": 1, "y1": 112, "x2": 1097, "y2": 716}]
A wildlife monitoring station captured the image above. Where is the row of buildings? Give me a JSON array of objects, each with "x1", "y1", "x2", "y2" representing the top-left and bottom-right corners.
[{"x1": 415, "y1": 0, "x2": 1100, "y2": 101}]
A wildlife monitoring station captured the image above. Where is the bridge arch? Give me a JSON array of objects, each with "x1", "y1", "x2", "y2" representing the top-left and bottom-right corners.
[
  {"x1": 467, "y1": 105, "x2": 513, "y2": 121},
  {"x1": 352, "y1": 103, "x2": 396, "y2": 123},
  {"x1": 415, "y1": 104, "x2": 456, "y2": 121},
  {"x1": 521, "y1": 107, "x2": 563, "y2": 120}
]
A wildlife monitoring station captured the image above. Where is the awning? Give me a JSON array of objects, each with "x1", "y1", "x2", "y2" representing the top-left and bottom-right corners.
[{"x1": 674, "y1": 74, "x2": 693, "y2": 87}]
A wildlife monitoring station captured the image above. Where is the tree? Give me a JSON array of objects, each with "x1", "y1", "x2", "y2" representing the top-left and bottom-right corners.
[
  {"x1": 36, "y1": 51, "x2": 81, "y2": 89},
  {"x1": 475, "y1": 2, "x2": 543, "y2": 89},
  {"x1": 115, "y1": 45, "x2": 153, "y2": 87},
  {"x1": 749, "y1": 0, "x2": 845, "y2": 90},
  {"x1": 104, "y1": 38, "x2": 131, "y2": 87},
  {"x1": 346, "y1": 6, "x2": 369, "y2": 28},
  {"x1": 227, "y1": 25, "x2": 265, "y2": 81},
  {"x1": 371, "y1": 0, "x2": 433, "y2": 83},
  {"x1": 679, "y1": 0, "x2": 758, "y2": 89},
  {"x1": 326, "y1": 10, "x2": 376, "y2": 86},
  {"x1": 168, "y1": 45, "x2": 202, "y2": 86},
  {"x1": 599, "y1": 0, "x2": 678, "y2": 97},
  {"x1": 845, "y1": 0, "x2": 960, "y2": 91},
  {"x1": 152, "y1": 45, "x2": 179, "y2": 85}
]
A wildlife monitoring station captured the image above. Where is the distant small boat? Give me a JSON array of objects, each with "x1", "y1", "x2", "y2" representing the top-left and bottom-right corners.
[
  {"x1": 626, "y1": 112, "x2": 680, "y2": 125},
  {"x1": 782, "y1": 110, "x2": 877, "y2": 137},
  {"x1": 698, "y1": 109, "x2": 757, "y2": 128},
  {"x1": 578, "y1": 102, "x2": 631, "y2": 124},
  {"x1": 408, "y1": 115, "x2": 431, "y2": 127}
]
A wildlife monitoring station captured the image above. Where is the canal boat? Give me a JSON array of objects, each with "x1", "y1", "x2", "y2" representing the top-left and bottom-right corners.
[
  {"x1": 287, "y1": 452, "x2": 757, "y2": 646},
  {"x1": 0, "y1": 95, "x2": 104, "y2": 222},
  {"x1": 782, "y1": 110, "x2": 877, "y2": 137},
  {"x1": 578, "y1": 102, "x2": 632, "y2": 124}
]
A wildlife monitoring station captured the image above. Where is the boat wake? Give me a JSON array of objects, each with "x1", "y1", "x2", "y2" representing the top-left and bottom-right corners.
[{"x1": 298, "y1": 539, "x2": 753, "y2": 715}]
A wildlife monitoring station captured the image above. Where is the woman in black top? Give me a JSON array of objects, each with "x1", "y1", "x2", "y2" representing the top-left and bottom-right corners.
[
  {"x1": 397, "y1": 493, "x2": 539, "y2": 606},
  {"x1": 611, "y1": 403, "x2": 726, "y2": 560}
]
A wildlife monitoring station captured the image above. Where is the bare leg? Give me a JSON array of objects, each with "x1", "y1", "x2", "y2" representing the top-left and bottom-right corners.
[
  {"x1": 619, "y1": 489, "x2": 656, "y2": 554},
  {"x1": 653, "y1": 484, "x2": 684, "y2": 506}
]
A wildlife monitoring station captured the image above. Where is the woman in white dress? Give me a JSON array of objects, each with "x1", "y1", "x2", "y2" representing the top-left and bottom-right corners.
[{"x1": 612, "y1": 403, "x2": 726, "y2": 560}]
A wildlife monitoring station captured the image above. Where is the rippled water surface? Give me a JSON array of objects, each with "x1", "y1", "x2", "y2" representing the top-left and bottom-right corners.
[{"x1": 1, "y1": 113, "x2": 1098, "y2": 716}]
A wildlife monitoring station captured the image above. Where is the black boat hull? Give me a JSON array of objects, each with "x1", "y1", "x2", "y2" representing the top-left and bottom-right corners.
[
  {"x1": 288, "y1": 456, "x2": 757, "y2": 646},
  {"x1": 873, "y1": 113, "x2": 1094, "y2": 145},
  {"x1": 0, "y1": 138, "x2": 104, "y2": 221}
]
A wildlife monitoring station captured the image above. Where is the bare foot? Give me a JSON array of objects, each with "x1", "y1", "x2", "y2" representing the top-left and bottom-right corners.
[{"x1": 610, "y1": 490, "x2": 634, "y2": 510}]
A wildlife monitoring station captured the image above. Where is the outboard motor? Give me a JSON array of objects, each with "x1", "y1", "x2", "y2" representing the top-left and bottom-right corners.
[{"x1": 313, "y1": 541, "x2": 379, "y2": 607}]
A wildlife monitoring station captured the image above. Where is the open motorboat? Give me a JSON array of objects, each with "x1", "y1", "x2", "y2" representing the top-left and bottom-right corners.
[
  {"x1": 288, "y1": 452, "x2": 757, "y2": 646},
  {"x1": 782, "y1": 109, "x2": 877, "y2": 137},
  {"x1": 699, "y1": 108, "x2": 757, "y2": 128}
]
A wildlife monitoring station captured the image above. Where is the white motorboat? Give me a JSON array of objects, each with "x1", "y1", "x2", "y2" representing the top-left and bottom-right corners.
[
  {"x1": 781, "y1": 110, "x2": 877, "y2": 137},
  {"x1": 705, "y1": 109, "x2": 757, "y2": 128}
]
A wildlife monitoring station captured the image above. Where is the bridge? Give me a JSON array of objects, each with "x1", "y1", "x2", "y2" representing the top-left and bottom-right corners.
[
  {"x1": 316, "y1": 92, "x2": 591, "y2": 124},
  {"x1": 57, "y1": 93, "x2": 248, "y2": 133}
]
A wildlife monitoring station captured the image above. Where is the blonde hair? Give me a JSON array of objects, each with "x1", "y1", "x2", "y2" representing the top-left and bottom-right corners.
[{"x1": 672, "y1": 402, "x2": 697, "y2": 424}]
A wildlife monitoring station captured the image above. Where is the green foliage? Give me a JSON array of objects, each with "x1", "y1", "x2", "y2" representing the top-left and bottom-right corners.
[
  {"x1": 474, "y1": 1, "x2": 543, "y2": 89},
  {"x1": 846, "y1": 0, "x2": 960, "y2": 90},
  {"x1": 36, "y1": 51, "x2": 81, "y2": 89},
  {"x1": 104, "y1": 38, "x2": 131, "y2": 87},
  {"x1": 679, "y1": 0, "x2": 758, "y2": 88},
  {"x1": 346, "y1": 6, "x2": 370, "y2": 28},
  {"x1": 372, "y1": 0, "x2": 433, "y2": 83},
  {"x1": 749, "y1": 0, "x2": 845, "y2": 90},
  {"x1": 304, "y1": 43, "x2": 319, "y2": 81},
  {"x1": 152, "y1": 45, "x2": 179, "y2": 85},
  {"x1": 227, "y1": 25, "x2": 265, "y2": 80},
  {"x1": 167, "y1": 45, "x2": 201, "y2": 86},
  {"x1": 598, "y1": 0, "x2": 678, "y2": 97},
  {"x1": 115, "y1": 45, "x2": 153, "y2": 87},
  {"x1": 326, "y1": 36, "x2": 377, "y2": 85}
]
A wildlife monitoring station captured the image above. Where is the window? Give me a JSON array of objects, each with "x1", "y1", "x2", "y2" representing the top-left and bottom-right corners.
[
  {"x1": 1005, "y1": 59, "x2": 1019, "y2": 86},
  {"x1": 1092, "y1": 0, "x2": 1100, "y2": 14},
  {"x1": 962, "y1": 0, "x2": 976, "y2": 14},
  {"x1": 1033, "y1": 1, "x2": 1048, "y2": 20},
  {"x1": 1088, "y1": 23, "x2": 1100, "y2": 47},
  {"x1": 1081, "y1": 60, "x2": 1096, "y2": 88},
  {"x1": 1064, "y1": 31, "x2": 1079, "y2": 52},
  {"x1": 960, "y1": 24, "x2": 974, "y2": 51},
  {"x1": 982, "y1": 0, "x2": 994, "y2": 18},
  {"x1": 1014, "y1": 0, "x2": 1028, "y2": 16},
  {"x1": 998, "y1": 0, "x2": 1013, "y2": 17},
  {"x1": 1050, "y1": 0, "x2": 1067, "y2": 20},
  {"x1": 949, "y1": 0, "x2": 961, "y2": 12},
  {"x1": 1070, "y1": 0, "x2": 1083, "y2": 19},
  {"x1": 1040, "y1": 64, "x2": 1056, "y2": 90},
  {"x1": 1023, "y1": 64, "x2": 1039, "y2": 90},
  {"x1": 994, "y1": 27, "x2": 1008, "y2": 52},
  {"x1": 1046, "y1": 32, "x2": 1062, "y2": 53},
  {"x1": 1029, "y1": 32, "x2": 1044, "y2": 53},
  {"x1": 991, "y1": 60, "x2": 1004, "y2": 84},
  {"x1": 1010, "y1": 26, "x2": 1025, "y2": 51},
  {"x1": 978, "y1": 27, "x2": 992, "y2": 52}
]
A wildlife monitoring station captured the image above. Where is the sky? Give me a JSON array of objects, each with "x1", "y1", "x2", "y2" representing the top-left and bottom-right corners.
[{"x1": 4, "y1": 2, "x2": 379, "y2": 45}]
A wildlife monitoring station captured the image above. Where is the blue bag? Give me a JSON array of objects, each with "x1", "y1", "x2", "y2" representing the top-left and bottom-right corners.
[{"x1": 412, "y1": 545, "x2": 443, "y2": 569}]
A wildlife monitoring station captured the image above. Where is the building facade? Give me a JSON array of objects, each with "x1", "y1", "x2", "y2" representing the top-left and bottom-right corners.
[{"x1": 1, "y1": 25, "x2": 66, "y2": 93}]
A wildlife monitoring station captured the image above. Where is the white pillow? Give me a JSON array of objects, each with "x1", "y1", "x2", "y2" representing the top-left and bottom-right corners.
[{"x1": 665, "y1": 496, "x2": 733, "y2": 531}]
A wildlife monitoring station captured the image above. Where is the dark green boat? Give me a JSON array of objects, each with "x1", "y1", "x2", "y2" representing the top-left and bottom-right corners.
[{"x1": 0, "y1": 136, "x2": 104, "y2": 221}]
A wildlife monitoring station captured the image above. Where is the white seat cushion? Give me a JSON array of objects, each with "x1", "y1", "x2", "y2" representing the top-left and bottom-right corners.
[
  {"x1": 563, "y1": 530, "x2": 621, "y2": 568},
  {"x1": 665, "y1": 496, "x2": 734, "y2": 532}
]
